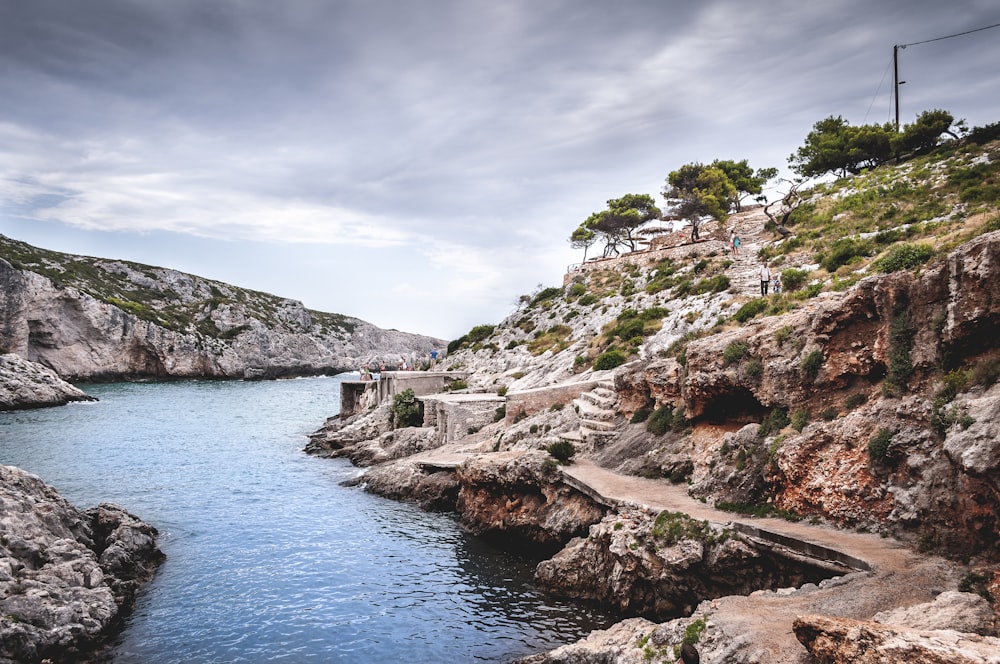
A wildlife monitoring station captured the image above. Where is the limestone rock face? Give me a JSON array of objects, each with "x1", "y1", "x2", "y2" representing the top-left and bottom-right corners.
[
  {"x1": 535, "y1": 507, "x2": 830, "y2": 618},
  {"x1": 0, "y1": 466, "x2": 163, "y2": 663},
  {"x1": 874, "y1": 590, "x2": 996, "y2": 636},
  {"x1": 793, "y1": 614, "x2": 1000, "y2": 664},
  {"x1": 0, "y1": 247, "x2": 442, "y2": 381},
  {"x1": 455, "y1": 452, "x2": 606, "y2": 550},
  {"x1": 0, "y1": 353, "x2": 95, "y2": 410},
  {"x1": 617, "y1": 233, "x2": 1000, "y2": 556}
]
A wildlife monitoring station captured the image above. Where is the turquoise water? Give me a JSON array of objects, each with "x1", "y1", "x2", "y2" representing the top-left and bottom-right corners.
[{"x1": 0, "y1": 377, "x2": 613, "y2": 662}]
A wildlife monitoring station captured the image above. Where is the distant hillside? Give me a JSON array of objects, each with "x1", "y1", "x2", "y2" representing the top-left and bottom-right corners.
[{"x1": 0, "y1": 235, "x2": 443, "y2": 381}]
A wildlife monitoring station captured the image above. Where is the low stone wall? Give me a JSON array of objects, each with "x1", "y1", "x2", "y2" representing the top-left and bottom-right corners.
[
  {"x1": 505, "y1": 380, "x2": 604, "y2": 425},
  {"x1": 421, "y1": 393, "x2": 507, "y2": 445},
  {"x1": 339, "y1": 380, "x2": 380, "y2": 418},
  {"x1": 377, "y1": 371, "x2": 470, "y2": 403}
]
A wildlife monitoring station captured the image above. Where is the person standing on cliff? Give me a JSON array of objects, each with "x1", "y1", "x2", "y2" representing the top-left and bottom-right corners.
[{"x1": 758, "y1": 263, "x2": 771, "y2": 296}]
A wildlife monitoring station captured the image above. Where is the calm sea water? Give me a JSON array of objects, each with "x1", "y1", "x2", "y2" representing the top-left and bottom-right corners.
[{"x1": 0, "y1": 376, "x2": 613, "y2": 663}]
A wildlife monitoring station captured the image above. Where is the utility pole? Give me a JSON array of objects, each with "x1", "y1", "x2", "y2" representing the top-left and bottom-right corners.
[{"x1": 893, "y1": 44, "x2": 905, "y2": 132}]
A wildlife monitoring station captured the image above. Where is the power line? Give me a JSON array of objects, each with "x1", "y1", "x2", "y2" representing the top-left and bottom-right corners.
[
  {"x1": 892, "y1": 20, "x2": 1000, "y2": 129},
  {"x1": 901, "y1": 21, "x2": 1000, "y2": 48},
  {"x1": 863, "y1": 52, "x2": 894, "y2": 125}
]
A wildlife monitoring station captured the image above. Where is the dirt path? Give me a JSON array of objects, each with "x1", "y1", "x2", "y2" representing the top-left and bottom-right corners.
[
  {"x1": 412, "y1": 447, "x2": 959, "y2": 662},
  {"x1": 561, "y1": 458, "x2": 959, "y2": 660}
]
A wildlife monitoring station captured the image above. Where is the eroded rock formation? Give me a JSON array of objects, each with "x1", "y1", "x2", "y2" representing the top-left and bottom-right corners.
[
  {"x1": 0, "y1": 354, "x2": 95, "y2": 411},
  {"x1": 0, "y1": 465, "x2": 163, "y2": 663}
]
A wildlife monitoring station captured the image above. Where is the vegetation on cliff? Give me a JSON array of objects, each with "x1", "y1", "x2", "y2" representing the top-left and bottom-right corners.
[{"x1": 0, "y1": 234, "x2": 357, "y2": 339}]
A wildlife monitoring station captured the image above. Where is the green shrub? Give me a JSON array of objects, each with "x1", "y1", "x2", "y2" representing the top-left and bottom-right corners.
[
  {"x1": 566, "y1": 282, "x2": 587, "y2": 299},
  {"x1": 821, "y1": 406, "x2": 838, "y2": 421},
  {"x1": 774, "y1": 325, "x2": 794, "y2": 347},
  {"x1": 497, "y1": 386, "x2": 508, "y2": 397},
  {"x1": 743, "y1": 356, "x2": 763, "y2": 379},
  {"x1": 802, "y1": 283, "x2": 823, "y2": 298},
  {"x1": 790, "y1": 409, "x2": 809, "y2": 432},
  {"x1": 546, "y1": 440, "x2": 576, "y2": 464},
  {"x1": 694, "y1": 274, "x2": 730, "y2": 294},
  {"x1": 844, "y1": 392, "x2": 868, "y2": 409},
  {"x1": 759, "y1": 407, "x2": 789, "y2": 438},
  {"x1": 780, "y1": 268, "x2": 808, "y2": 292},
  {"x1": 885, "y1": 313, "x2": 915, "y2": 393},
  {"x1": 821, "y1": 238, "x2": 874, "y2": 273},
  {"x1": 800, "y1": 350, "x2": 824, "y2": 381},
  {"x1": 630, "y1": 407, "x2": 652, "y2": 424},
  {"x1": 531, "y1": 287, "x2": 563, "y2": 306},
  {"x1": 874, "y1": 243, "x2": 935, "y2": 273},
  {"x1": 494, "y1": 405, "x2": 506, "y2": 421},
  {"x1": 733, "y1": 298, "x2": 768, "y2": 323},
  {"x1": 647, "y1": 404, "x2": 686, "y2": 435},
  {"x1": 594, "y1": 349, "x2": 627, "y2": 370},
  {"x1": 505, "y1": 340, "x2": 520, "y2": 350},
  {"x1": 392, "y1": 388, "x2": 423, "y2": 427},
  {"x1": 578, "y1": 293, "x2": 598, "y2": 306},
  {"x1": 972, "y1": 357, "x2": 1000, "y2": 386},
  {"x1": 868, "y1": 428, "x2": 894, "y2": 460},
  {"x1": 723, "y1": 341, "x2": 749, "y2": 364}
]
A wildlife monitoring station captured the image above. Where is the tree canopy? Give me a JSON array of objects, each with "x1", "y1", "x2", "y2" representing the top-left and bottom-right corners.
[
  {"x1": 570, "y1": 193, "x2": 662, "y2": 259},
  {"x1": 661, "y1": 163, "x2": 738, "y2": 240},
  {"x1": 711, "y1": 159, "x2": 779, "y2": 211},
  {"x1": 789, "y1": 109, "x2": 962, "y2": 178}
]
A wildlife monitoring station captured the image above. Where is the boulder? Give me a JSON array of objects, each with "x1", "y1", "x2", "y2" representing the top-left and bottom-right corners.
[
  {"x1": 794, "y1": 613, "x2": 1000, "y2": 664},
  {"x1": 0, "y1": 466, "x2": 163, "y2": 663}
]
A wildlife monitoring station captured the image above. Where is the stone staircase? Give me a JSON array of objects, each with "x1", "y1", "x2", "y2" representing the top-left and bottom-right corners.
[
  {"x1": 725, "y1": 208, "x2": 773, "y2": 295},
  {"x1": 569, "y1": 380, "x2": 619, "y2": 446}
]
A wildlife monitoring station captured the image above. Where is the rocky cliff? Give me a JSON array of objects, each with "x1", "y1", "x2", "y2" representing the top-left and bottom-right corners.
[
  {"x1": 0, "y1": 234, "x2": 443, "y2": 381},
  {"x1": 309, "y1": 140, "x2": 1000, "y2": 662},
  {"x1": 0, "y1": 465, "x2": 163, "y2": 663}
]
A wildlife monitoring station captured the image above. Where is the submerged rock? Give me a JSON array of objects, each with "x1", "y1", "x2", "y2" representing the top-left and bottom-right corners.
[{"x1": 0, "y1": 465, "x2": 163, "y2": 663}]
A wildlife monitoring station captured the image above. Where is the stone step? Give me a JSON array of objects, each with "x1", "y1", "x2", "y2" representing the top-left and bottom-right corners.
[
  {"x1": 580, "y1": 390, "x2": 617, "y2": 409},
  {"x1": 580, "y1": 418, "x2": 616, "y2": 432},
  {"x1": 575, "y1": 398, "x2": 615, "y2": 420},
  {"x1": 559, "y1": 430, "x2": 584, "y2": 443},
  {"x1": 581, "y1": 428, "x2": 617, "y2": 446}
]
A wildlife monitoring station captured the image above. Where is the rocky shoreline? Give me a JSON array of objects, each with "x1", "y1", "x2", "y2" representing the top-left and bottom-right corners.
[
  {"x1": 0, "y1": 354, "x2": 96, "y2": 411},
  {"x1": 0, "y1": 466, "x2": 163, "y2": 664}
]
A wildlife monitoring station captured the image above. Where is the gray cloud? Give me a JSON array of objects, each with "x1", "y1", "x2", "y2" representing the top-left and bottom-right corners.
[{"x1": 1, "y1": 0, "x2": 998, "y2": 337}]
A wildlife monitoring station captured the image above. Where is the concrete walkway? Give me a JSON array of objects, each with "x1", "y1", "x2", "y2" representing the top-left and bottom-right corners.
[{"x1": 410, "y1": 447, "x2": 957, "y2": 662}]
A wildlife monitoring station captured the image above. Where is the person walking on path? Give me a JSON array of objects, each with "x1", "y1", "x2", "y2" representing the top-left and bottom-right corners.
[
  {"x1": 729, "y1": 229, "x2": 741, "y2": 257},
  {"x1": 758, "y1": 263, "x2": 771, "y2": 295}
]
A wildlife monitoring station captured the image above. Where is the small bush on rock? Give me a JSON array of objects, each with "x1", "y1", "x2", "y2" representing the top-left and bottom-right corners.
[
  {"x1": 868, "y1": 428, "x2": 894, "y2": 460},
  {"x1": 392, "y1": 388, "x2": 422, "y2": 427},
  {"x1": 594, "y1": 349, "x2": 627, "y2": 370},
  {"x1": 546, "y1": 440, "x2": 576, "y2": 465},
  {"x1": 733, "y1": 298, "x2": 768, "y2": 323}
]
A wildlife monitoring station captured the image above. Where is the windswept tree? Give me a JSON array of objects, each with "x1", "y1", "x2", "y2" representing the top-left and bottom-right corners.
[
  {"x1": 569, "y1": 223, "x2": 596, "y2": 262},
  {"x1": 763, "y1": 180, "x2": 804, "y2": 238},
  {"x1": 711, "y1": 159, "x2": 778, "y2": 211},
  {"x1": 789, "y1": 116, "x2": 894, "y2": 178},
  {"x1": 790, "y1": 110, "x2": 963, "y2": 178},
  {"x1": 570, "y1": 193, "x2": 661, "y2": 259},
  {"x1": 662, "y1": 163, "x2": 737, "y2": 240},
  {"x1": 891, "y1": 109, "x2": 965, "y2": 156}
]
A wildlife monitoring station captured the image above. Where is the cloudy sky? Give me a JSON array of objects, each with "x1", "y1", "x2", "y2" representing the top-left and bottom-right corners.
[{"x1": 1, "y1": 1, "x2": 998, "y2": 340}]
